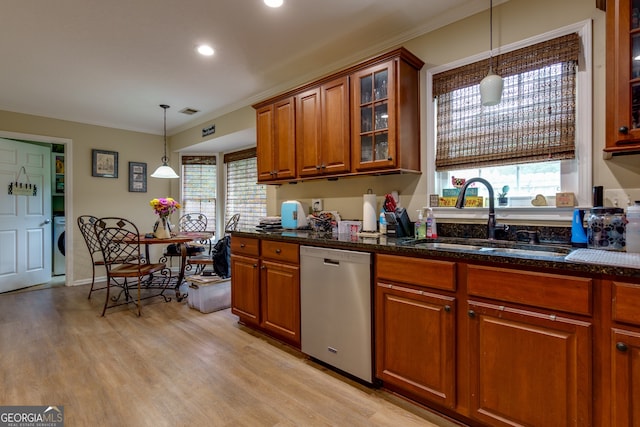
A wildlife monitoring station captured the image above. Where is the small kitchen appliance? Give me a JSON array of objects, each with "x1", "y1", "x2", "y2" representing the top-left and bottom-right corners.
[{"x1": 281, "y1": 200, "x2": 308, "y2": 229}]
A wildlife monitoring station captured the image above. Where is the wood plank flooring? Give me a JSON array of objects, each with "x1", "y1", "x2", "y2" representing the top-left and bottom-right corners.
[{"x1": 0, "y1": 284, "x2": 459, "y2": 426}]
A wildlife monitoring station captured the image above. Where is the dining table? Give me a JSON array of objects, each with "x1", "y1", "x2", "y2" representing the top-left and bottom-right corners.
[{"x1": 138, "y1": 231, "x2": 213, "y2": 301}]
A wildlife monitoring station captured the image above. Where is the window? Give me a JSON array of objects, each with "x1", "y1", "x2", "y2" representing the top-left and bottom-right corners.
[
  {"x1": 428, "y1": 22, "x2": 592, "y2": 213},
  {"x1": 181, "y1": 156, "x2": 216, "y2": 233},
  {"x1": 225, "y1": 148, "x2": 266, "y2": 230}
]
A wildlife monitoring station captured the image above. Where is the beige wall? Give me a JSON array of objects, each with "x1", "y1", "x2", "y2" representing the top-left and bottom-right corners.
[{"x1": 1, "y1": 0, "x2": 637, "y2": 286}]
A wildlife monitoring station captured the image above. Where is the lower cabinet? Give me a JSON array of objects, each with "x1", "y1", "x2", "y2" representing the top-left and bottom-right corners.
[
  {"x1": 376, "y1": 281, "x2": 456, "y2": 408},
  {"x1": 467, "y1": 300, "x2": 592, "y2": 427},
  {"x1": 230, "y1": 237, "x2": 301, "y2": 347}
]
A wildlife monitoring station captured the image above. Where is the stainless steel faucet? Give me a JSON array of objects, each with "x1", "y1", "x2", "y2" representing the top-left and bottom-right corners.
[{"x1": 454, "y1": 177, "x2": 508, "y2": 240}]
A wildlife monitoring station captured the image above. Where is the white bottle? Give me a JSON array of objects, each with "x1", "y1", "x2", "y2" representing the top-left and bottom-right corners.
[
  {"x1": 379, "y1": 210, "x2": 387, "y2": 235},
  {"x1": 626, "y1": 201, "x2": 640, "y2": 253}
]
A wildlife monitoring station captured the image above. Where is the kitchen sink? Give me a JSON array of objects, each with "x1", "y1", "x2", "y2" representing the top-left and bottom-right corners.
[{"x1": 402, "y1": 238, "x2": 571, "y2": 259}]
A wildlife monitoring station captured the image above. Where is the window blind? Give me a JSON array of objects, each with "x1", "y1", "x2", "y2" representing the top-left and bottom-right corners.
[
  {"x1": 181, "y1": 156, "x2": 216, "y2": 233},
  {"x1": 433, "y1": 33, "x2": 580, "y2": 171},
  {"x1": 225, "y1": 149, "x2": 266, "y2": 230}
]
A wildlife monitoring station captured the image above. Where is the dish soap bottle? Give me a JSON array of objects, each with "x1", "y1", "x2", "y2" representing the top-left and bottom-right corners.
[
  {"x1": 415, "y1": 210, "x2": 426, "y2": 239},
  {"x1": 426, "y1": 208, "x2": 438, "y2": 238},
  {"x1": 379, "y1": 209, "x2": 387, "y2": 235}
]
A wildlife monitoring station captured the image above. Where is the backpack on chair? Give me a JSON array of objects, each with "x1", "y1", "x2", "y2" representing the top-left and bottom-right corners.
[{"x1": 212, "y1": 235, "x2": 231, "y2": 278}]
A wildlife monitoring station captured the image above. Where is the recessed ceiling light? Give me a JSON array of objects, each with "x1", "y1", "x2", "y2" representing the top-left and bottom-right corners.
[
  {"x1": 197, "y1": 45, "x2": 214, "y2": 56},
  {"x1": 264, "y1": 0, "x2": 283, "y2": 8}
]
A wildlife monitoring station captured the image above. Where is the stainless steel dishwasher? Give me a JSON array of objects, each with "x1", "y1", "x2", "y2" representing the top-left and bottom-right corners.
[{"x1": 300, "y1": 245, "x2": 372, "y2": 383}]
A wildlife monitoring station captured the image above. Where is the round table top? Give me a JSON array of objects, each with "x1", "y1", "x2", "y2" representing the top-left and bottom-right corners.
[{"x1": 138, "y1": 232, "x2": 213, "y2": 244}]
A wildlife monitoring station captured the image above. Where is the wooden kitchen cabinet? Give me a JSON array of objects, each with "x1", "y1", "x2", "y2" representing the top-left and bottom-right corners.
[
  {"x1": 231, "y1": 237, "x2": 301, "y2": 347},
  {"x1": 605, "y1": 0, "x2": 640, "y2": 156},
  {"x1": 296, "y1": 76, "x2": 350, "y2": 178},
  {"x1": 610, "y1": 281, "x2": 640, "y2": 426},
  {"x1": 375, "y1": 254, "x2": 457, "y2": 408},
  {"x1": 465, "y1": 265, "x2": 593, "y2": 427},
  {"x1": 259, "y1": 240, "x2": 300, "y2": 347},
  {"x1": 256, "y1": 97, "x2": 296, "y2": 182},
  {"x1": 351, "y1": 49, "x2": 423, "y2": 173}
]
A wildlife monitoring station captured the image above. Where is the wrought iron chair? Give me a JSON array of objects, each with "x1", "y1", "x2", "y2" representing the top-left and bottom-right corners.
[
  {"x1": 188, "y1": 213, "x2": 240, "y2": 274},
  {"x1": 77, "y1": 215, "x2": 108, "y2": 299},
  {"x1": 94, "y1": 217, "x2": 171, "y2": 316},
  {"x1": 162, "y1": 213, "x2": 209, "y2": 263}
]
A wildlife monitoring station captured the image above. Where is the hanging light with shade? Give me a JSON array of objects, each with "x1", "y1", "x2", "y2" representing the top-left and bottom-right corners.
[
  {"x1": 151, "y1": 104, "x2": 179, "y2": 179},
  {"x1": 479, "y1": 0, "x2": 503, "y2": 106}
]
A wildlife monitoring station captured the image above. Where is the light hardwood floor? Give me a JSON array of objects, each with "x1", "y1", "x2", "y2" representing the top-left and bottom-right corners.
[{"x1": 0, "y1": 284, "x2": 460, "y2": 427}]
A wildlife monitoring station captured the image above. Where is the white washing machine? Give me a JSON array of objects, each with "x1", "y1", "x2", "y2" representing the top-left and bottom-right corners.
[{"x1": 53, "y1": 216, "x2": 66, "y2": 275}]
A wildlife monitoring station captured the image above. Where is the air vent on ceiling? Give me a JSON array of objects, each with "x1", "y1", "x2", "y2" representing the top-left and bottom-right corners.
[{"x1": 179, "y1": 107, "x2": 200, "y2": 115}]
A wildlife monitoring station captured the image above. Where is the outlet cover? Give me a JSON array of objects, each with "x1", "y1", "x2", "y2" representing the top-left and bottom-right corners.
[
  {"x1": 312, "y1": 199, "x2": 323, "y2": 212},
  {"x1": 604, "y1": 188, "x2": 640, "y2": 208}
]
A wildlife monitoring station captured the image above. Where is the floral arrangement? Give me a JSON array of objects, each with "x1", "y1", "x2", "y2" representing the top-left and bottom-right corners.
[{"x1": 150, "y1": 197, "x2": 181, "y2": 217}]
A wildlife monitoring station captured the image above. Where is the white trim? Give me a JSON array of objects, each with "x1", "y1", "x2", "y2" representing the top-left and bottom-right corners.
[{"x1": 426, "y1": 20, "x2": 593, "y2": 223}]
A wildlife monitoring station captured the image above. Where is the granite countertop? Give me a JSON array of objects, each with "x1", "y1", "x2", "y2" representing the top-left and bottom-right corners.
[{"x1": 233, "y1": 229, "x2": 640, "y2": 280}]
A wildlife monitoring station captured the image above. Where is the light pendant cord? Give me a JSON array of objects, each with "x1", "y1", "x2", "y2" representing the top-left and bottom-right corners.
[
  {"x1": 160, "y1": 104, "x2": 170, "y2": 164},
  {"x1": 489, "y1": 0, "x2": 494, "y2": 73}
]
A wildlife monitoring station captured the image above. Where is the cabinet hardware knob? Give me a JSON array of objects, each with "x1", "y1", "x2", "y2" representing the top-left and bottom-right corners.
[
  {"x1": 444, "y1": 305, "x2": 451, "y2": 312},
  {"x1": 240, "y1": 243, "x2": 245, "y2": 248},
  {"x1": 321, "y1": 164, "x2": 326, "y2": 169},
  {"x1": 619, "y1": 126, "x2": 629, "y2": 135},
  {"x1": 275, "y1": 249, "x2": 281, "y2": 254},
  {"x1": 260, "y1": 265, "x2": 266, "y2": 269},
  {"x1": 253, "y1": 264, "x2": 258, "y2": 268},
  {"x1": 387, "y1": 157, "x2": 393, "y2": 161},
  {"x1": 316, "y1": 165, "x2": 321, "y2": 170},
  {"x1": 616, "y1": 342, "x2": 628, "y2": 352},
  {"x1": 468, "y1": 310, "x2": 476, "y2": 318}
]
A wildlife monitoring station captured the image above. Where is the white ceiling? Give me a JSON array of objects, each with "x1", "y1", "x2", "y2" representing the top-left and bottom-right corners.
[{"x1": 1, "y1": 0, "x2": 493, "y2": 152}]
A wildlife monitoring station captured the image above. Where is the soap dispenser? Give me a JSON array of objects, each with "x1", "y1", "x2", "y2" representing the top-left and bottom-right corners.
[
  {"x1": 415, "y1": 210, "x2": 426, "y2": 239},
  {"x1": 571, "y1": 208, "x2": 588, "y2": 248}
]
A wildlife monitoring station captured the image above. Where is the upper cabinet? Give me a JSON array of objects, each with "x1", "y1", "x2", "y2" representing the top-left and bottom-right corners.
[
  {"x1": 605, "y1": 0, "x2": 640, "y2": 157},
  {"x1": 256, "y1": 97, "x2": 297, "y2": 182},
  {"x1": 296, "y1": 76, "x2": 350, "y2": 178},
  {"x1": 253, "y1": 47, "x2": 424, "y2": 183},
  {"x1": 351, "y1": 52, "x2": 422, "y2": 173}
]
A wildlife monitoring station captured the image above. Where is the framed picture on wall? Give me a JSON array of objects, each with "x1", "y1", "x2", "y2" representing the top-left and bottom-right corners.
[
  {"x1": 128, "y1": 162, "x2": 147, "y2": 192},
  {"x1": 92, "y1": 149, "x2": 118, "y2": 178}
]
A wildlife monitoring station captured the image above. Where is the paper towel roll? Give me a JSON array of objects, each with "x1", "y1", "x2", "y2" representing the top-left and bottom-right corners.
[{"x1": 363, "y1": 193, "x2": 377, "y2": 231}]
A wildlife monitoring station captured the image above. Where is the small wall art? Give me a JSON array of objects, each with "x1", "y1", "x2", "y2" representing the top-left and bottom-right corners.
[
  {"x1": 128, "y1": 161, "x2": 147, "y2": 192},
  {"x1": 92, "y1": 149, "x2": 118, "y2": 178}
]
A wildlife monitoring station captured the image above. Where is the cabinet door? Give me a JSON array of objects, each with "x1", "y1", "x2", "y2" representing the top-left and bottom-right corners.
[
  {"x1": 376, "y1": 282, "x2": 456, "y2": 408},
  {"x1": 320, "y1": 76, "x2": 350, "y2": 175},
  {"x1": 605, "y1": 0, "x2": 640, "y2": 154},
  {"x1": 230, "y1": 254, "x2": 260, "y2": 326},
  {"x1": 467, "y1": 300, "x2": 592, "y2": 427},
  {"x1": 296, "y1": 87, "x2": 322, "y2": 177},
  {"x1": 351, "y1": 61, "x2": 397, "y2": 171},
  {"x1": 256, "y1": 98, "x2": 296, "y2": 182},
  {"x1": 611, "y1": 328, "x2": 640, "y2": 426},
  {"x1": 260, "y1": 260, "x2": 300, "y2": 346}
]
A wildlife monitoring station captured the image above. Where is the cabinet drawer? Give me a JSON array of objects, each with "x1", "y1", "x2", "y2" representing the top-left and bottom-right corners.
[
  {"x1": 261, "y1": 240, "x2": 299, "y2": 264},
  {"x1": 231, "y1": 236, "x2": 260, "y2": 257},
  {"x1": 376, "y1": 254, "x2": 456, "y2": 291},
  {"x1": 613, "y1": 281, "x2": 640, "y2": 326},
  {"x1": 467, "y1": 265, "x2": 592, "y2": 316}
]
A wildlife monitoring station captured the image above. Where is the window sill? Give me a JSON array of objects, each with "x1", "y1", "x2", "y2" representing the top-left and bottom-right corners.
[{"x1": 432, "y1": 206, "x2": 574, "y2": 223}]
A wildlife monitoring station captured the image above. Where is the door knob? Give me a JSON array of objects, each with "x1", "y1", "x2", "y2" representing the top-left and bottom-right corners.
[{"x1": 43, "y1": 219, "x2": 51, "y2": 224}]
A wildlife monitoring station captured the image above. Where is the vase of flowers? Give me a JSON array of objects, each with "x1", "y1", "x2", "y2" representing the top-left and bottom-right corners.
[{"x1": 150, "y1": 197, "x2": 181, "y2": 239}]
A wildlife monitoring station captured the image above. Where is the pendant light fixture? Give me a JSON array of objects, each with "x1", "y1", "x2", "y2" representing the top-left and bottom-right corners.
[
  {"x1": 479, "y1": 0, "x2": 504, "y2": 106},
  {"x1": 151, "y1": 104, "x2": 179, "y2": 179}
]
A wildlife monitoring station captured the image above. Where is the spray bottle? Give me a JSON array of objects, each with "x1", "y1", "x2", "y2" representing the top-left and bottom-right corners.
[{"x1": 426, "y1": 208, "x2": 438, "y2": 238}]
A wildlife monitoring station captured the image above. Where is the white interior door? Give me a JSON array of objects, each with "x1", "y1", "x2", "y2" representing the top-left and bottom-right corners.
[{"x1": 0, "y1": 138, "x2": 52, "y2": 292}]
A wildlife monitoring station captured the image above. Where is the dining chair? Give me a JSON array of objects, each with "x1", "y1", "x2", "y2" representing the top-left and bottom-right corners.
[
  {"x1": 163, "y1": 213, "x2": 209, "y2": 263},
  {"x1": 94, "y1": 217, "x2": 170, "y2": 316},
  {"x1": 187, "y1": 213, "x2": 240, "y2": 274},
  {"x1": 77, "y1": 215, "x2": 107, "y2": 299}
]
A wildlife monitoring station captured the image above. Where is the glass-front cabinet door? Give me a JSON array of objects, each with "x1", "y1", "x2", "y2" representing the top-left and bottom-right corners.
[
  {"x1": 352, "y1": 61, "x2": 397, "y2": 171},
  {"x1": 605, "y1": 0, "x2": 640, "y2": 155}
]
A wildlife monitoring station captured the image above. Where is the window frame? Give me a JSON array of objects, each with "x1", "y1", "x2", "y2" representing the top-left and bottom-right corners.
[{"x1": 425, "y1": 20, "x2": 592, "y2": 222}]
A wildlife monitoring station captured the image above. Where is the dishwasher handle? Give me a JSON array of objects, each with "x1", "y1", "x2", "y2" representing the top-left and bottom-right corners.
[{"x1": 324, "y1": 258, "x2": 340, "y2": 266}]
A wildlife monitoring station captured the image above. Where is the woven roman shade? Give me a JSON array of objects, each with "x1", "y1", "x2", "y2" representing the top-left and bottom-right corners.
[{"x1": 433, "y1": 33, "x2": 580, "y2": 171}]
